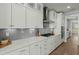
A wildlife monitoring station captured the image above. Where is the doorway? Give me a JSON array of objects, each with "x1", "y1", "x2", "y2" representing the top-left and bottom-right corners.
[
  {"x1": 72, "y1": 21, "x2": 78, "y2": 36},
  {"x1": 65, "y1": 15, "x2": 78, "y2": 42}
]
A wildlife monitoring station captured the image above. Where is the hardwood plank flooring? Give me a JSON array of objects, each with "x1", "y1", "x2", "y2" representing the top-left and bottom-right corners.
[{"x1": 50, "y1": 36, "x2": 79, "y2": 55}]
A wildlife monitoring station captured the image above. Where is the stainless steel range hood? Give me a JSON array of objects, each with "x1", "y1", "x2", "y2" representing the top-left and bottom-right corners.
[{"x1": 43, "y1": 7, "x2": 55, "y2": 24}]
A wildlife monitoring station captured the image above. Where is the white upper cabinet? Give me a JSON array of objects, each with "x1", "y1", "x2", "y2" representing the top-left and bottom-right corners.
[
  {"x1": 0, "y1": 3, "x2": 11, "y2": 28},
  {"x1": 49, "y1": 10, "x2": 57, "y2": 28},
  {"x1": 25, "y1": 3, "x2": 36, "y2": 28},
  {"x1": 36, "y1": 10, "x2": 43, "y2": 28},
  {"x1": 36, "y1": 4, "x2": 43, "y2": 28},
  {"x1": 26, "y1": 3, "x2": 43, "y2": 28},
  {"x1": 0, "y1": 3, "x2": 43, "y2": 28},
  {"x1": 26, "y1": 7, "x2": 37, "y2": 28},
  {"x1": 49, "y1": 10, "x2": 57, "y2": 22},
  {"x1": 12, "y1": 3, "x2": 26, "y2": 28},
  {"x1": 49, "y1": 10, "x2": 55, "y2": 21}
]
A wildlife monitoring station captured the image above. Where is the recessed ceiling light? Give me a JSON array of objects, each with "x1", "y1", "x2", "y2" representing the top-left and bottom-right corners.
[{"x1": 67, "y1": 6, "x2": 71, "y2": 8}]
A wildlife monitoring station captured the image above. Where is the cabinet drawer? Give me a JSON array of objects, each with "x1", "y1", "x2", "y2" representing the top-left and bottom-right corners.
[
  {"x1": 29, "y1": 43, "x2": 40, "y2": 55},
  {"x1": 6, "y1": 47, "x2": 29, "y2": 55}
]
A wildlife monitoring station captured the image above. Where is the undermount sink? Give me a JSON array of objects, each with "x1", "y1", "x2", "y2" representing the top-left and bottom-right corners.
[{"x1": 41, "y1": 33, "x2": 54, "y2": 37}]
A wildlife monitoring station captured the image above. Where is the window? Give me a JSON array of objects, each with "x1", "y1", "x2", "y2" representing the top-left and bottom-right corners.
[
  {"x1": 37, "y1": 4, "x2": 41, "y2": 10},
  {"x1": 27, "y1": 3, "x2": 35, "y2": 8}
]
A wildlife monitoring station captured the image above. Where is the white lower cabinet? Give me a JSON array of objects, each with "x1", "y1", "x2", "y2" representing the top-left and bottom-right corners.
[
  {"x1": 40, "y1": 45, "x2": 48, "y2": 55},
  {"x1": 57, "y1": 34, "x2": 62, "y2": 45},
  {"x1": 1, "y1": 35, "x2": 63, "y2": 55},
  {"x1": 40, "y1": 40, "x2": 48, "y2": 55},
  {"x1": 40, "y1": 37, "x2": 59, "y2": 55},
  {"x1": 46, "y1": 39, "x2": 52, "y2": 53},
  {"x1": 6, "y1": 47, "x2": 29, "y2": 55},
  {"x1": 54, "y1": 34, "x2": 62, "y2": 49},
  {"x1": 49, "y1": 36, "x2": 56, "y2": 52},
  {"x1": 54, "y1": 36, "x2": 59, "y2": 48},
  {"x1": 29, "y1": 42, "x2": 40, "y2": 55}
]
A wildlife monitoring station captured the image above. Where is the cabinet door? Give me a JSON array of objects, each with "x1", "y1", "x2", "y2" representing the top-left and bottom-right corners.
[
  {"x1": 26, "y1": 7, "x2": 37, "y2": 28},
  {"x1": 46, "y1": 39, "x2": 52, "y2": 53},
  {"x1": 49, "y1": 36, "x2": 56, "y2": 52},
  {"x1": 36, "y1": 10, "x2": 43, "y2": 28},
  {"x1": 12, "y1": 4, "x2": 25, "y2": 28},
  {"x1": 57, "y1": 14, "x2": 61, "y2": 34},
  {"x1": 36, "y1": 4, "x2": 43, "y2": 28},
  {"x1": 29, "y1": 43, "x2": 40, "y2": 55},
  {"x1": 40, "y1": 40, "x2": 48, "y2": 55},
  {"x1": 26, "y1": 5, "x2": 43, "y2": 28},
  {"x1": 54, "y1": 35, "x2": 61, "y2": 48},
  {"x1": 49, "y1": 10, "x2": 56, "y2": 21},
  {"x1": 57, "y1": 34, "x2": 62, "y2": 45},
  {"x1": 49, "y1": 11, "x2": 56, "y2": 28},
  {"x1": 0, "y1": 3, "x2": 11, "y2": 28},
  {"x1": 54, "y1": 36, "x2": 58, "y2": 48},
  {"x1": 6, "y1": 47, "x2": 29, "y2": 55}
]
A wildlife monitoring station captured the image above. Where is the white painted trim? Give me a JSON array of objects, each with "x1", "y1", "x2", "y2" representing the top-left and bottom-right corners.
[{"x1": 64, "y1": 16, "x2": 67, "y2": 42}]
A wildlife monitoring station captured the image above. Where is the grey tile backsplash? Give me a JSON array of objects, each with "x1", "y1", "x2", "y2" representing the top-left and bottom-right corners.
[
  {"x1": 39, "y1": 28, "x2": 54, "y2": 34},
  {"x1": 0, "y1": 29, "x2": 6, "y2": 41},
  {"x1": 0, "y1": 28, "x2": 54, "y2": 41},
  {"x1": 0, "y1": 28, "x2": 36, "y2": 41}
]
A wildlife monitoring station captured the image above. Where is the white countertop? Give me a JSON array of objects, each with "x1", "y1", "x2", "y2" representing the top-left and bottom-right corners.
[
  {"x1": 0, "y1": 34, "x2": 60, "y2": 54},
  {"x1": 0, "y1": 36, "x2": 47, "y2": 54}
]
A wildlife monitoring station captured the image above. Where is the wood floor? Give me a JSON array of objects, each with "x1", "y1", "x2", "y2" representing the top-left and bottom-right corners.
[{"x1": 50, "y1": 36, "x2": 79, "y2": 55}]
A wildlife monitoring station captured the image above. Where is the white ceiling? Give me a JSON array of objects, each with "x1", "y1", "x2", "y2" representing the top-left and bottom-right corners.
[{"x1": 43, "y1": 3, "x2": 79, "y2": 13}]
